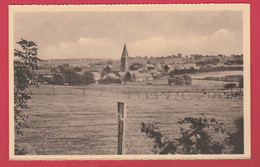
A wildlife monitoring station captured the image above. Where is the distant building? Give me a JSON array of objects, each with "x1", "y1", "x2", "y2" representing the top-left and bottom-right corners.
[
  {"x1": 92, "y1": 72, "x2": 101, "y2": 83},
  {"x1": 111, "y1": 64, "x2": 121, "y2": 73},
  {"x1": 117, "y1": 72, "x2": 126, "y2": 79},
  {"x1": 35, "y1": 66, "x2": 51, "y2": 75},
  {"x1": 190, "y1": 54, "x2": 203, "y2": 62},
  {"x1": 125, "y1": 71, "x2": 140, "y2": 81},
  {"x1": 132, "y1": 73, "x2": 153, "y2": 82},
  {"x1": 120, "y1": 44, "x2": 130, "y2": 72},
  {"x1": 105, "y1": 73, "x2": 119, "y2": 79}
]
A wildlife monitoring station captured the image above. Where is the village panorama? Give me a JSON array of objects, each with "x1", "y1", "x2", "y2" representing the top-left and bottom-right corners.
[
  {"x1": 11, "y1": 6, "x2": 248, "y2": 157},
  {"x1": 14, "y1": 41, "x2": 244, "y2": 156},
  {"x1": 35, "y1": 44, "x2": 243, "y2": 86}
]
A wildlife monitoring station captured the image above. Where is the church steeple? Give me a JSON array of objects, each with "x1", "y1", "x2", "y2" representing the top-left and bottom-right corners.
[
  {"x1": 121, "y1": 43, "x2": 129, "y2": 58},
  {"x1": 121, "y1": 43, "x2": 129, "y2": 72}
]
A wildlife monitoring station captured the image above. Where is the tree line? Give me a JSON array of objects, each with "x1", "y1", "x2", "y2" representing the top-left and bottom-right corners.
[
  {"x1": 38, "y1": 70, "x2": 95, "y2": 85},
  {"x1": 169, "y1": 66, "x2": 243, "y2": 76}
]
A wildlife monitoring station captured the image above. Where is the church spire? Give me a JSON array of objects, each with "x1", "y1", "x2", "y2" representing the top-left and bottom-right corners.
[
  {"x1": 121, "y1": 43, "x2": 129, "y2": 58},
  {"x1": 121, "y1": 43, "x2": 129, "y2": 72}
]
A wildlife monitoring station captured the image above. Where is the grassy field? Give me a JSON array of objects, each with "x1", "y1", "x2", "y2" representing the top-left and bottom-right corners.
[{"x1": 16, "y1": 79, "x2": 243, "y2": 155}]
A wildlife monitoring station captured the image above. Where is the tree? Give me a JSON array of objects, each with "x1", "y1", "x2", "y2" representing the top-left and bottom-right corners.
[
  {"x1": 82, "y1": 71, "x2": 95, "y2": 84},
  {"x1": 129, "y1": 63, "x2": 143, "y2": 71},
  {"x1": 239, "y1": 76, "x2": 243, "y2": 89},
  {"x1": 164, "y1": 64, "x2": 169, "y2": 72},
  {"x1": 73, "y1": 66, "x2": 82, "y2": 72},
  {"x1": 14, "y1": 39, "x2": 40, "y2": 154},
  {"x1": 224, "y1": 83, "x2": 237, "y2": 90},
  {"x1": 147, "y1": 67, "x2": 155, "y2": 71},
  {"x1": 182, "y1": 75, "x2": 192, "y2": 86},
  {"x1": 99, "y1": 76, "x2": 122, "y2": 84},
  {"x1": 101, "y1": 65, "x2": 111, "y2": 77},
  {"x1": 62, "y1": 69, "x2": 82, "y2": 85},
  {"x1": 53, "y1": 73, "x2": 65, "y2": 85},
  {"x1": 37, "y1": 74, "x2": 45, "y2": 82},
  {"x1": 172, "y1": 76, "x2": 185, "y2": 87}
]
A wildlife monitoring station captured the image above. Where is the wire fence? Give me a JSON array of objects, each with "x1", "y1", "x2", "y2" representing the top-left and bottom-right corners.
[
  {"x1": 29, "y1": 84, "x2": 243, "y2": 100},
  {"x1": 16, "y1": 85, "x2": 243, "y2": 155}
]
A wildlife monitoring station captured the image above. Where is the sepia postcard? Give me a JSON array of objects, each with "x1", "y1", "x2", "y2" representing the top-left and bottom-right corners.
[{"x1": 9, "y1": 4, "x2": 250, "y2": 160}]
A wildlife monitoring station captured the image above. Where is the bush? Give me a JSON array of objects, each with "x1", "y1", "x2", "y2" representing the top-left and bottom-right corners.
[
  {"x1": 82, "y1": 71, "x2": 95, "y2": 85},
  {"x1": 227, "y1": 117, "x2": 244, "y2": 154},
  {"x1": 239, "y1": 76, "x2": 243, "y2": 88},
  {"x1": 164, "y1": 65, "x2": 169, "y2": 72},
  {"x1": 141, "y1": 116, "x2": 244, "y2": 154},
  {"x1": 182, "y1": 75, "x2": 192, "y2": 86},
  {"x1": 129, "y1": 63, "x2": 143, "y2": 71},
  {"x1": 53, "y1": 73, "x2": 65, "y2": 85},
  {"x1": 99, "y1": 76, "x2": 122, "y2": 84},
  {"x1": 169, "y1": 76, "x2": 185, "y2": 87},
  {"x1": 224, "y1": 83, "x2": 237, "y2": 89}
]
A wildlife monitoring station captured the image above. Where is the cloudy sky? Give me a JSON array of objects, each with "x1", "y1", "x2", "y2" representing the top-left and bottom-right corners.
[{"x1": 14, "y1": 11, "x2": 243, "y2": 60}]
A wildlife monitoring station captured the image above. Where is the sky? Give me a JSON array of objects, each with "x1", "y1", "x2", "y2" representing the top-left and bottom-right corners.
[{"x1": 14, "y1": 11, "x2": 243, "y2": 60}]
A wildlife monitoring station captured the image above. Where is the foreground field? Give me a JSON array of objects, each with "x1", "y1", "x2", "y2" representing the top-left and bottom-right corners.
[{"x1": 16, "y1": 84, "x2": 243, "y2": 155}]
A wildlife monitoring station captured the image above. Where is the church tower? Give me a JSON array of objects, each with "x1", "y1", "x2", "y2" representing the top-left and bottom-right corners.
[{"x1": 120, "y1": 43, "x2": 129, "y2": 72}]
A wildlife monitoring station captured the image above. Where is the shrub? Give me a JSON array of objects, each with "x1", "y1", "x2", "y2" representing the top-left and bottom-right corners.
[
  {"x1": 182, "y1": 75, "x2": 192, "y2": 86},
  {"x1": 141, "y1": 116, "x2": 244, "y2": 154},
  {"x1": 129, "y1": 63, "x2": 143, "y2": 71},
  {"x1": 82, "y1": 71, "x2": 95, "y2": 85},
  {"x1": 171, "y1": 76, "x2": 185, "y2": 87},
  {"x1": 53, "y1": 73, "x2": 65, "y2": 85},
  {"x1": 226, "y1": 117, "x2": 244, "y2": 154},
  {"x1": 164, "y1": 65, "x2": 169, "y2": 72},
  {"x1": 99, "y1": 76, "x2": 122, "y2": 84},
  {"x1": 224, "y1": 83, "x2": 237, "y2": 89},
  {"x1": 239, "y1": 76, "x2": 243, "y2": 88}
]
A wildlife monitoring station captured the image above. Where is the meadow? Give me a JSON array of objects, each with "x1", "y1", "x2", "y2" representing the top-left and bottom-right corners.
[{"x1": 15, "y1": 71, "x2": 243, "y2": 155}]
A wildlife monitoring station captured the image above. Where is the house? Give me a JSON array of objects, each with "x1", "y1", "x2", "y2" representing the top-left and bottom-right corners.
[
  {"x1": 138, "y1": 67, "x2": 147, "y2": 73},
  {"x1": 132, "y1": 73, "x2": 153, "y2": 82},
  {"x1": 105, "y1": 73, "x2": 119, "y2": 79},
  {"x1": 117, "y1": 72, "x2": 126, "y2": 79},
  {"x1": 92, "y1": 72, "x2": 101, "y2": 83},
  {"x1": 35, "y1": 66, "x2": 51, "y2": 75},
  {"x1": 125, "y1": 71, "x2": 140, "y2": 81},
  {"x1": 111, "y1": 64, "x2": 121, "y2": 73},
  {"x1": 167, "y1": 64, "x2": 175, "y2": 71}
]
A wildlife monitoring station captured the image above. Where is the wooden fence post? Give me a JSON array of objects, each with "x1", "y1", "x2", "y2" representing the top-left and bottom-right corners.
[
  {"x1": 52, "y1": 85, "x2": 55, "y2": 94},
  {"x1": 118, "y1": 102, "x2": 127, "y2": 155}
]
